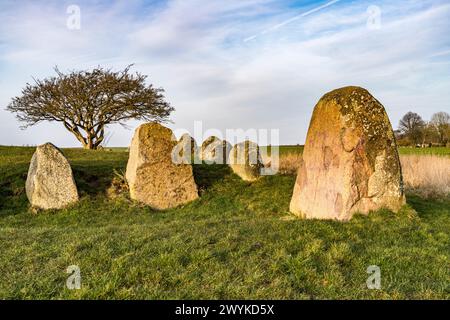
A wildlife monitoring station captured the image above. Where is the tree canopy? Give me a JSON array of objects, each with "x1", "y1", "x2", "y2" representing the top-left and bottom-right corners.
[
  {"x1": 398, "y1": 112, "x2": 425, "y2": 145},
  {"x1": 7, "y1": 65, "x2": 174, "y2": 149},
  {"x1": 430, "y1": 112, "x2": 450, "y2": 144},
  {"x1": 397, "y1": 111, "x2": 449, "y2": 146}
]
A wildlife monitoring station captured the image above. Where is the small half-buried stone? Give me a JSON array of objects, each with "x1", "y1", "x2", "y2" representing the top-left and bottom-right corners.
[
  {"x1": 126, "y1": 123, "x2": 199, "y2": 210},
  {"x1": 289, "y1": 86, "x2": 406, "y2": 220},
  {"x1": 26, "y1": 143, "x2": 79, "y2": 210},
  {"x1": 229, "y1": 140, "x2": 264, "y2": 182}
]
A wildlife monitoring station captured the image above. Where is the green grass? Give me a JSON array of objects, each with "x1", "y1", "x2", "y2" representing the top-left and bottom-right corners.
[
  {"x1": 0, "y1": 146, "x2": 449, "y2": 299},
  {"x1": 397, "y1": 147, "x2": 450, "y2": 156}
]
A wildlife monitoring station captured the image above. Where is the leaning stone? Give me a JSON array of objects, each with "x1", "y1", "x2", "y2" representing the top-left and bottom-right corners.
[
  {"x1": 229, "y1": 141, "x2": 264, "y2": 181},
  {"x1": 26, "y1": 143, "x2": 79, "y2": 210},
  {"x1": 289, "y1": 86, "x2": 406, "y2": 220},
  {"x1": 126, "y1": 123, "x2": 199, "y2": 210}
]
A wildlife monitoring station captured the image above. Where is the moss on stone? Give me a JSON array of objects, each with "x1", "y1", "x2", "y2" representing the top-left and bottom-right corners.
[
  {"x1": 319, "y1": 86, "x2": 400, "y2": 177},
  {"x1": 291, "y1": 86, "x2": 406, "y2": 219}
]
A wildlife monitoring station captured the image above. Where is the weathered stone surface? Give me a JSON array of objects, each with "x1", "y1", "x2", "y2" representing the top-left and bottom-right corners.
[
  {"x1": 201, "y1": 136, "x2": 231, "y2": 164},
  {"x1": 173, "y1": 133, "x2": 198, "y2": 164},
  {"x1": 290, "y1": 86, "x2": 406, "y2": 220},
  {"x1": 26, "y1": 143, "x2": 79, "y2": 210},
  {"x1": 126, "y1": 123, "x2": 199, "y2": 210},
  {"x1": 229, "y1": 141, "x2": 264, "y2": 181}
]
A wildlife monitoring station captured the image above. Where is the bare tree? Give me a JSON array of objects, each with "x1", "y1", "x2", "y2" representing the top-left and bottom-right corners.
[
  {"x1": 430, "y1": 112, "x2": 450, "y2": 144},
  {"x1": 7, "y1": 66, "x2": 174, "y2": 149},
  {"x1": 421, "y1": 123, "x2": 439, "y2": 146},
  {"x1": 398, "y1": 112, "x2": 425, "y2": 145}
]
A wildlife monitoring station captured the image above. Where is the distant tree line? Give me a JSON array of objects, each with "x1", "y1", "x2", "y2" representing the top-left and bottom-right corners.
[{"x1": 396, "y1": 111, "x2": 450, "y2": 147}]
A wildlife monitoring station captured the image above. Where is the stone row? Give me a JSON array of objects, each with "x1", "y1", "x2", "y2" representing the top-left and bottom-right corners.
[{"x1": 25, "y1": 86, "x2": 406, "y2": 220}]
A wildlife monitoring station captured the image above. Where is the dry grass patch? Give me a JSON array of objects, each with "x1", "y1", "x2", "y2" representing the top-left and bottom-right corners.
[
  {"x1": 273, "y1": 153, "x2": 450, "y2": 198},
  {"x1": 400, "y1": 155, "x2": 450, "y2": 198},
  {"x1": 263, "y1": 153, "x2": 302, "y2": 175}
]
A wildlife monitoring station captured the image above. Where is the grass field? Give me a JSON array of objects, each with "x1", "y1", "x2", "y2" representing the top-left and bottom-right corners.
[{"x1": 0, "y1": 146, "x2": 449, "y2": 299}]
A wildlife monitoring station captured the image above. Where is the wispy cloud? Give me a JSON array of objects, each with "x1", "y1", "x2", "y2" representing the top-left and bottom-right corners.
[
  {"x1": 244, "y1": 0, "x2": 341, "y2": 42},
  {"x1": 0, "y1": 0, "x2": 449, "y2": 146}
]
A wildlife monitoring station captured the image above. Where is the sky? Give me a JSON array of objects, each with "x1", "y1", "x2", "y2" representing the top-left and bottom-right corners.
[{"x1": 0, "y1": 0, "x2": 449, "y2": 147}]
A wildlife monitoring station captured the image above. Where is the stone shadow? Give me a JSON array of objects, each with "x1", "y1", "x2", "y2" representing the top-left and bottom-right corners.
[{"x1": 193, "y1": 163, "x2": 232, "y2": 191}]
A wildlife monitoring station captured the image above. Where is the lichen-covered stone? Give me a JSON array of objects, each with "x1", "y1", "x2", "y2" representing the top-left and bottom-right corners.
[
  {"x1": 229, "y1": 141, "x2": 263, "y2": 181},
  {"x1": 173, "y1": 133, "x2": 198, "y2": 164},
  {"x1": 290, "y1": 86, "x2": 406, "y2": 220},
  {"x1": 201, "y1": 136, "x2": 231, "y2": 164},
  {"x1": 26, "y1": 143, "x2": 79, "y2": 210},
  {"x1": 126, "y1": 123, "x2": 199, "y2": 210}
]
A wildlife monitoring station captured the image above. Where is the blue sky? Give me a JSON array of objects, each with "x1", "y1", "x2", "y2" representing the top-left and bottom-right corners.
[{"x1": 0, "y1": 0, "x2": 449, "y2": 146}]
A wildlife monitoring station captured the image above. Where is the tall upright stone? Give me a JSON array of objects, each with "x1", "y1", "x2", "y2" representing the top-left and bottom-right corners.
[
  {"x1": 126, "y1": 123, "x2": 199, "y2": 210},
  {"x1": 290, "y1": 86, "x2": 405, "y2": 220},
  {"x1": 229, "y1": 140, "x2": 263, "y2": 182},
  {"x1": 26, "y1": 143, "x2": 79, "y2": 210}
]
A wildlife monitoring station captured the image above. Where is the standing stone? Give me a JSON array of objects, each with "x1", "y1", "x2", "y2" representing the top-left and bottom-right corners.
[
  {"x1": 201, "y1": 136, "x2": 231, "y2": 164},
  {"x1": 290, "y1": 86, "x2": 406, "y2": 220},
  {"x1": 229, "y1": 141, "x2": 264, "y2": 181},
  {"x1": 26, "y1": 143, "x2": 79, "y2": 210},
  {"x1": 173, "y1": 133, "x2": 198, "y2": 164},
  {"x1": 126, "y1": 123, "x2": 199, "y2": 210}
]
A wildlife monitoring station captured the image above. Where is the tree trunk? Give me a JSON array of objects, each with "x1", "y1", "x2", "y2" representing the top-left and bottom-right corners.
[
  {"x1": 84, "y1": 134, "x2": 97, "y2": 150},
  {"x1": 84, "y1": 140, "x2": 94, "y2": 150},
  {"x1": 83, "y1": 126, "x2": 105, "y2": 150},
  {"x1": 64, "y1": 121, "x2": 105, "y2": 150},
  {"x1": 93, "y1": 126, "x2": 105, "y2": 150}
]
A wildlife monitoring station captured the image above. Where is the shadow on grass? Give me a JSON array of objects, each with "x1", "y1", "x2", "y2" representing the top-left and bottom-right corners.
[
  {"x1": 406, "y1": 194, "x2": 450, "y2": 220},
  {"x1": 0, "y1": 169, "x2": 28, "y2": 216},
  {"x1": 72, "y1": 166, "x2": 122, "y2": 197},
  {"x1": 193, "y1": 163, "x2": 233, "y2": 191}
]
